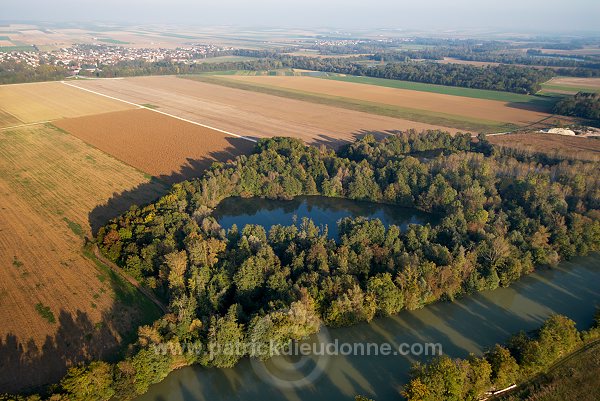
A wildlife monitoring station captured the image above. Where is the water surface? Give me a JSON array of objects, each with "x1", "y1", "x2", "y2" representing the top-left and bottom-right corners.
[
  {"x1": 137, "y1": 196, "x2": 600, "y2": 401},
  {"x1": 213, "y1": 196, "x2": 433, "y2": 240}
]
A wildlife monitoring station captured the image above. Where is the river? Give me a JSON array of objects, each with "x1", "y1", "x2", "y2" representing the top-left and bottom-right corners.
[{"x1": 136, "y1": 197, "x2": 600, "y2": 401}]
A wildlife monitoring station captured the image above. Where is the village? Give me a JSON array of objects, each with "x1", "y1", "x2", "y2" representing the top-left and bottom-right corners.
[{"x1": 0, "y1": 43, "x2": 234, "y2": 73}]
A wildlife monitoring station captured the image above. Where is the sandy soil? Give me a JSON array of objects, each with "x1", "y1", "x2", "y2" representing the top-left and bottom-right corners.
[
  {"x1": 224, "y1": 75, "x2": 552, "y2": 126},
  {"x1": 67, "y1": 76, "x2": 468, "y2": 147},
  {"x1": 0, "y1": 81, "x2": 135, "y2": 123},
  {"x1": 53, "y1": 108, "x2": 256, "y2": 182},
  {"x1": 0, "y1": 124, "x2": 165, "y2": 393}
]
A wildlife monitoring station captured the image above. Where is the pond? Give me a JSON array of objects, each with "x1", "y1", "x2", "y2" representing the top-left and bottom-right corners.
[{"x1": 213, "y1": 196, "x2": 434, "y2": 240}]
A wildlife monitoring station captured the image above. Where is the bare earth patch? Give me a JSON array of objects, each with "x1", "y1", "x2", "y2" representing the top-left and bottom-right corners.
[{"x1": 489, "y1": 133, "x2": 600, "y2": 161}]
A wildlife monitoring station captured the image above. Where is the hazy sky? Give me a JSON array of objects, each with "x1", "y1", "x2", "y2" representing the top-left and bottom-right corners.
[{"x1": 2, "y1": 0, "x2": 599, "y2": 32}]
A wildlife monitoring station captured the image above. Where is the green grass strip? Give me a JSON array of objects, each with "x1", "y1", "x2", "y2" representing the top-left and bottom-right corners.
[
  {"x1": 320, "y1": 74, "x2": 556, "y2": 108},
  {"x1": 183, "y1": 75, "x2": 517, "y2": 133}
]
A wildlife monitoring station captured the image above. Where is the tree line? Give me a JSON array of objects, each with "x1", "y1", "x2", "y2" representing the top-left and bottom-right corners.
[
  {"x1": 371, "y1": 48, "x2": 600, "y2": 72},
  {"x1": 28, "y1": 52, "x2": 556, "y2": 95},
  {"x1": 553, "y1": 92, "x2": 600, "y2": 124},
  {"x1": 401, "y1": 311, "x2": 600, "y2": 401},
  {"x1": 2, "y1": 131, "x2": 600, "y2": 400}
]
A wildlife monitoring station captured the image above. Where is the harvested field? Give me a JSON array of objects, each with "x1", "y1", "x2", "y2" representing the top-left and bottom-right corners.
[
  {"x1": 222, "y1": 75, "x2": 554, "y2": 127},
  {"x1": 541, "y1": 77, "x2": 600, "y2": 94},
  {"x1": 0, "y1": 81, "x2": 135, "y2": 123},
  {"x1": 53, "y1": 108, "x2": 256, "y2": 183},
  {"x1": 0, "y1": 124, "x2": 165, "y2": 393},
  {"x1": 318, "y1": 73, "x2": 555, "y2": 105},
  {"x1": 66, "y1": 75, "x2": 474, "y2": 147},
  {"x1": 489, "y1": 133, "x2": 600, "y2": 162},
  {"x1": 0, "y1": 109, "x2": 21, "y2": 128}
]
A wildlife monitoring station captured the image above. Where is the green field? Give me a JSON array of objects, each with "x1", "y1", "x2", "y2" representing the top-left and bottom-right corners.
[
  {"x1": 319, "y1": 73, "x2": 556, "y2": 109},
  {"x1": 195, "y1": 55, "x2": 258, "y2": 64},
  {"x1": 97, "y1": 38, "x2": 130, "y2": 44},
  {"x1": 159, "y1": 32, "x2": 198, "y2": 39},
  {"x1": 0, "y1": 45, "x2": 36, "y2": 52},
  {"x1": 0, "y1": 36, "x2": 10, "y2": 40},
  {"x1": 183, "y1": 75, "x2": 517, "y2": 133},
  {"x1": 540, "y1": 83, "x2": 600, "y2": 94}
]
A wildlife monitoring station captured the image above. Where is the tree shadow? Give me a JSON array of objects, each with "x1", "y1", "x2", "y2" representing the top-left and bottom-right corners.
[
  {"x1": 0, "y1": 309, "x2": 120, "y2": 395},
  {"x1": 88, "y1": 136, "x2": 255, "y2": 235}
]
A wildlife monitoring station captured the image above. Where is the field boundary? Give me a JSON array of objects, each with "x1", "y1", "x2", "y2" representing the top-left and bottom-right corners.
[
  {"x1": 88, "y1": 242, "x2": 168, "y2": 314},
  {"x1": 60, "y1": 81, "x2": 257, "y2": 143},
  {"x1": 188, "y1": 75, "x2": 517, "y2": 133},
  {"x1": 1, "y1": 120, "x2": 51, "y2": 131}
]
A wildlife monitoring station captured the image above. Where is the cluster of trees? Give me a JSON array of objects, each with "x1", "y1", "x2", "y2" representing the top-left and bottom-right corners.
[
  {"x1": 4, "y1": 131, "x2": 600, "y2": 400},
  {"x1": 374, "y1": 47, "x2": 600, "y2": 70},
  {"x1": 279, "y1": 57, "x2": 555, "y2": 94},
  {"x1": 0, "y1": 60, "x2": 68, "y2": 84},
  {"x1": 402, "y1": 312, "x2": 600, "y2": 401},
  {"x1": 554, "y1": 92, "x2": 600, "y2": 123},
  {"x1": 76, "y1": 53, "x2": 555, "y2": 95}
]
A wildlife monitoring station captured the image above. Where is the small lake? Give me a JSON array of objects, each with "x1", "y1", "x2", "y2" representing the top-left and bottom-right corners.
[{"x1": 213, "y1": 196, "x2": 434, "y2": 240}]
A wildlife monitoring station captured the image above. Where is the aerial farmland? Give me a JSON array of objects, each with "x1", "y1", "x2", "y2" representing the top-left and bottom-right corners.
[{"x1": 1, "y1": 13, "x2": 600, "y2": 400}]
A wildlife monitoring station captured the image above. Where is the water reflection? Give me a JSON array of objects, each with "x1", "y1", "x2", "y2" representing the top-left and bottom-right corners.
[
  {"x1": 213, "y1": 196, "x2": 434, "y2": 240},
  {"x1": 137, "y1": 253, "x2": 600, "y2": 401}
]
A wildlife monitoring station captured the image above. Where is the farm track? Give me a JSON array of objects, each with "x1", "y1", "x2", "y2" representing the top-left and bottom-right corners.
[
  {"x1": 65, "y1": 75, "x2": 469, "y2": 146},
  {"x1": 90, "y1": 243, "x2": 168, "y2": 314},
  {"x1": 0, "y1": 124, "x2": 165, "y2": 393}
]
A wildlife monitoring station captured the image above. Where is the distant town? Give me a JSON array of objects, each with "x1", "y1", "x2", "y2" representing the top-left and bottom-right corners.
[{"x1": 0, "y1": 43, "x2": 235, "y2": 74}]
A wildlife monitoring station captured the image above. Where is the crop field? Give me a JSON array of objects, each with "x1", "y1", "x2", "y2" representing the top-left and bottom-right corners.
[
  {"x1": 489, "y1": 133, "x2": 600, "y2": 161},
  {"x1": 65, "y1": 76, "x2": 467, "y2": 146},
  {"x1": 0, "y1": 109, "x2": 21, "y2": 128},
  {"x1": 0, "y1": 124, "x2": 165, "y2": 393},
  {"x1": 0, "y1": 82, "x2": 135, "y2": 124},
  {"x1": 540, "y1": 77, "x2": 600, "y2": 95},
  {"x1": 53, "y1": 108, "x2": 256, "y2": 182},
  {"x1": 195, "y1": 55, "x2": 258, "y2": 63},
  {"x1": 318, "y1": 73, "x2": 556, "y2": 107},
  {"x1": 221, "y1": 76, "x2": 549, "y2": 128}
]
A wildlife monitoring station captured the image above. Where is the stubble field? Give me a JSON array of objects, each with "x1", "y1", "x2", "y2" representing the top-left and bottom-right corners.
[
  {"x1": 219, "y1": 75, "x2": 555, "y2": 129},
  {"x1": 66, "y1": 75, "x2": 469, "y2": 146},
  {"x1": 0, "y1": 81, "x2": 135, "y2": 125},
  {"x1": 0, "y1": 124, "x2": 165, "y2": 393},
  {"x1": 540, "y1": 77, "x2": 600, "y2": 95}
]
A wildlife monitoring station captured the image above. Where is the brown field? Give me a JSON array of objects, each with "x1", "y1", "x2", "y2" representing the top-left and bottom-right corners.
[
  {"x1": 66, "y1": 75, "x2": 470, "y2": 147},
  {"x1": 545, "y1": 77, "x2": 600, "y2": 90},
  {"x1": 0, "y1": 124, "x2": 165, "y2": 393},
  {"x1": 223, "y1": 75, "x2": 552, "y2": 126},
  {"x1": 489, "y1": 133, "x2": 600, "y2": 161},
  {"x1": 540, "y1": 47, "x2": 600, "y2": 56},
  {"x1": 53, "y1": 108, "x2": 256, "y2": 182},
  {"x1": 0, "y1": 81, "x2": 135, "y2": 123}
]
